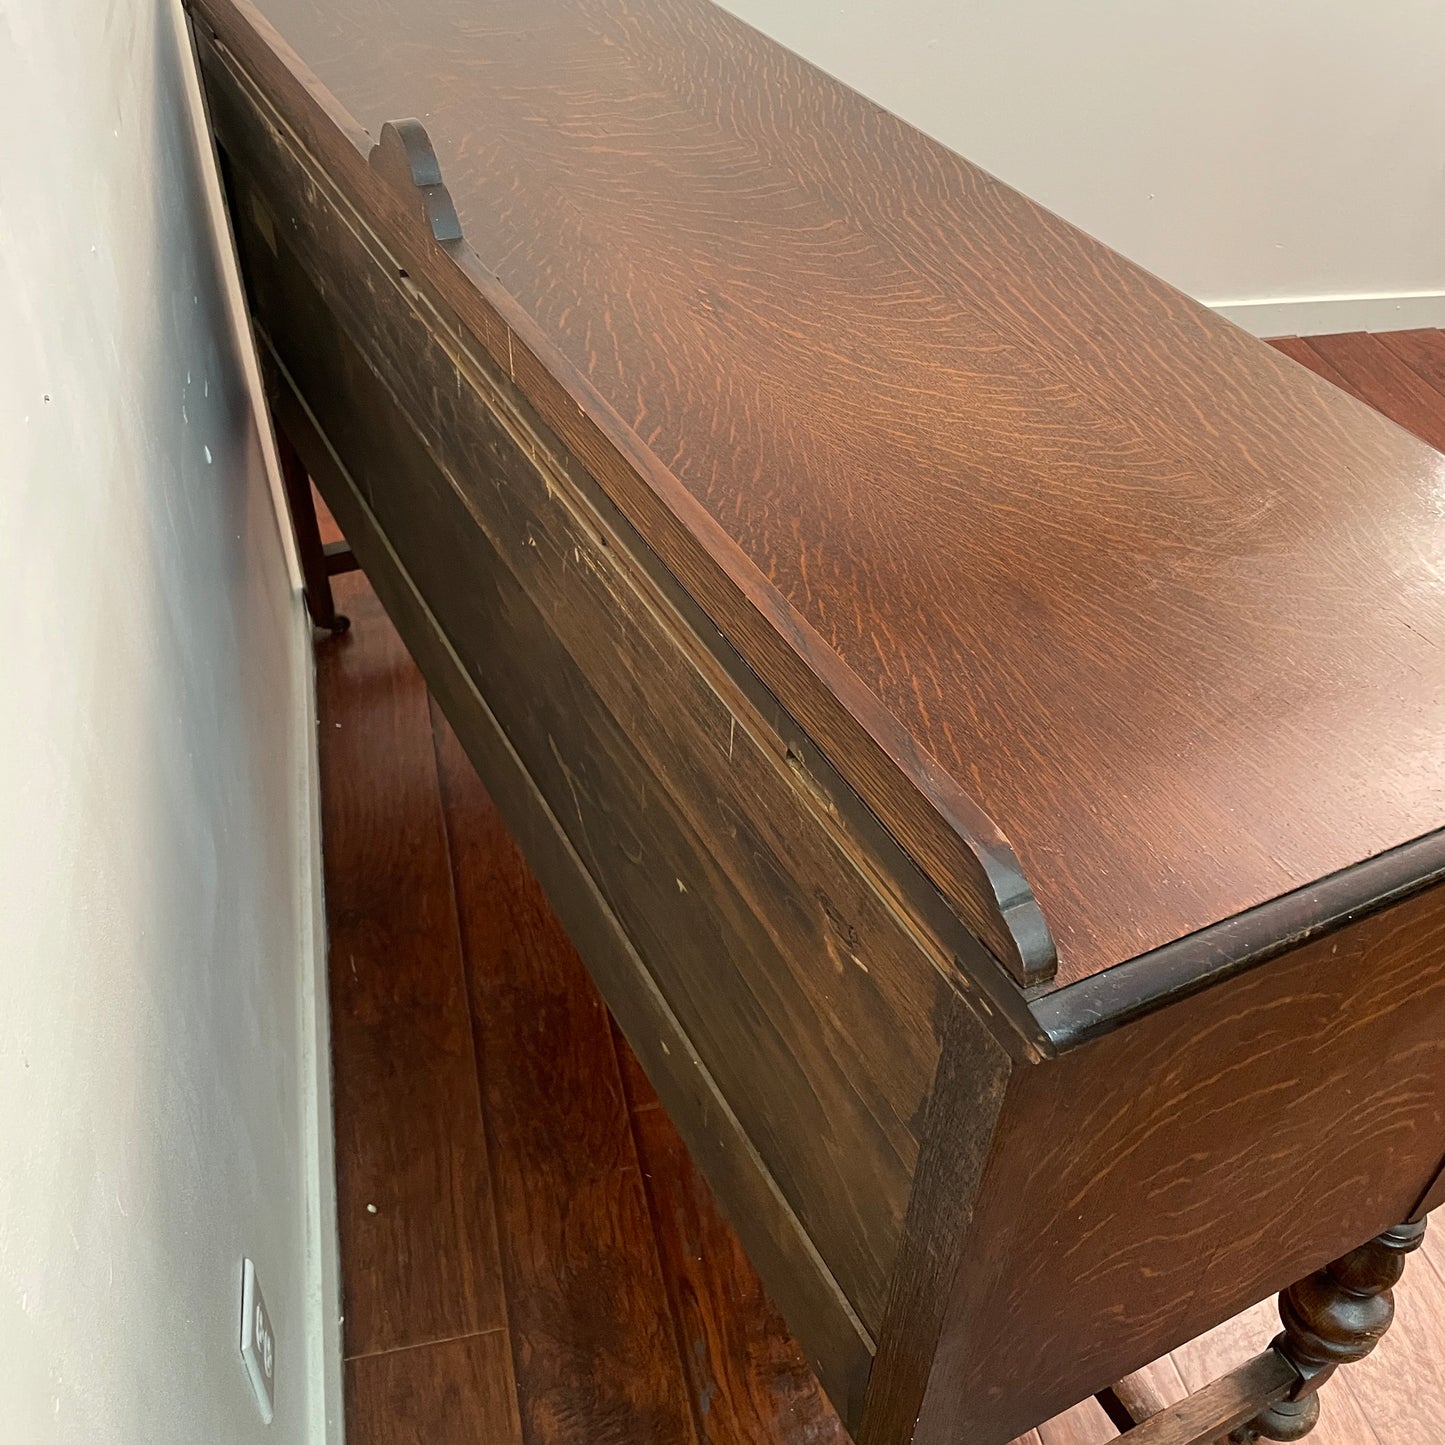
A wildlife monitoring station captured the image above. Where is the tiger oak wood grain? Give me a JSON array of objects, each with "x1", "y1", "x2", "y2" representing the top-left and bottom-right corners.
[
  {"x1": 208, "y1": 45, "x2": 981, "y2": 1336},
  {"x1": 192, "y1": 0, "x2": 1049, "y2": 988},
  {"x1": 907, "y1": 878, "x2": 1445, "y2": 1443},
  {"x1": 200, "y1": 0, "x2": 1445, "y2": 1431},
  {"x1": 204, "y1": 0, "x2": 1445, "y2": 985}
]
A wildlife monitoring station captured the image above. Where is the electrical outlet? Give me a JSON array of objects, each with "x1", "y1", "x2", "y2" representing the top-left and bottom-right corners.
[{"x1": 239, "y1": 1257, "x2": 276, "y2": 1425}]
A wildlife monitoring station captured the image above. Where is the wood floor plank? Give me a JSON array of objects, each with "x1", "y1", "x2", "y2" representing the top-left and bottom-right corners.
[
  {"x1": 628, "y1": 1099, "x2": 848, "y2": 1445},
  {"x1": 1169, "y1": 1297, "x2": 1380, "y2": 1445},
  {"x1": 345, "y1": 1332, "x2": 523, "y2": 1445},
  {"x1": 611, "y1": 1017, "x2": 662, "y2": 1114},
  {"x1": 1378, "y1": 328, "x2": 1445, "y2": 402},
  {"x1": 1265, "y1": 335, "x2": 1357, "y2": 392},
  {"x1": 1303, "y1": 331, "x2": 1445, "y2": 451},
  {"x1": 313, "y1": 481, "x2": 343, "y2": 544},
  {"x1": 429, "y1": 699, "x2": 701, "y2": 1445},
  {"x1": 1034, "y1": 1398, "x2": 1118, "y2": 1445},
  {"x1": 1125, "y1": 1357, "x2": 1189, "y2": 1414},
  {"x1": 1421, "y1": 1212, "x2": 1445, "y2": 1281},
  {"x1": 1341, "y1": 1240, "x2": 1445, "y2": 1445},
  {"x1": 318, "y1": 574, "x2": 507, "y2": 1359}
]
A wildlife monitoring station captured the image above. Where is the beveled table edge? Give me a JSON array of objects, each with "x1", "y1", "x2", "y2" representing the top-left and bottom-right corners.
[
  {"x1": 1033, "y1": 826, "x2": 1445, "y2": 1049},
  {"x1": 186, "y1": 0, "x2": 1060, "y2": 990},
  {"x1": 192, "y1": 0, "x2": 1445, "y2": 1037}
]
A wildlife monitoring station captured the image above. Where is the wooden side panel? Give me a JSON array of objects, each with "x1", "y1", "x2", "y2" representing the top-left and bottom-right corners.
[
  {"x1": 199, "y1": 34, "x2": 959, "y2": 1353},
  {"x1": 429, "y1": 700, "x2": 704, "y2": 1445},
  {"x1": 192, "y1": 0, "x2": 1050, "y2": 991},
  {"x1": 917, "y1": 881, "x2": 1445, "y2": 1444},
  {"x1": 274, "y1": 368, "x2": 876, "y2": 1416},
  {"x1": 858, "y1": 993, "x2": 1012, "y2": 1445},
  {"x1": 1410, "y1": 1156, "x2": 1445, "y2": 1223},
  {"x1": 196, "y1": 0, "x2": 1445, "y2": 991}
]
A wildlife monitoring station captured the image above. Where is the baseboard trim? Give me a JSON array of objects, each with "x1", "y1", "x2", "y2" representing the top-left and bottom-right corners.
[
  {"x1": 176, "y1": 0, "x2": 303, "y2": 597},
  {"x1": 175, "y1": 3, "x2": 344, "y2": 1438},
  {"x1": 1210, "y1": 290, "x2": 1445, "y2": 338},
  {"x1": 294, "y1": 599, "x2": 345, "y2": 1445}
]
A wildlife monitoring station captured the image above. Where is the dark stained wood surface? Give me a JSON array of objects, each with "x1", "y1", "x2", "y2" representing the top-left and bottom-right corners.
[
  {"x1": 345, "y1": 1334, "x2": 523, "y2": 1445},
  {"x1": 270, "y1": 330, "x2": 879, "y2": 1409},
  {"x1": 857, "y1": 995, "x2": 1011, "y2": 1444},
  {"x1": 315, "y1": 323, "x2": 1445, "y2": 1438},
  {"x1": 198, "y1": 0, "x2": 1052, "y2": 995},
  {"x1": 429, "y1": 696, "x2": 704, "y2": 1445},
  {"x1": 628, "y1": 1096, "x2": 850, "y2": 1444},
  {"x1": 319, "y1": 568, "x2": 866, "y2": 1443},
  {"x1": 309, "y1": 571, "x2": 1177, "y2": 1445},
  {"x1": 226, "y1": 115, "x2": 930, "y2": 1355},
  {"x1": 318, "y1": 515, "x2": 1445, "y2": 1445},
  {"x1": 261, "y1": 8, "x2": 1445, "y2": 1410},
  {"x1": 222, "y1": 0, "x2": 1445, "y2": 986},
  {"x1": 208, "y1": 34, "x2": 970, "y2": 1355},
  {"x1": 317, "y1": 572, "x2": 507, "y2": 1359},
  {"x1": 1305, "y1": 332, "x2": 1445, "y2": 453},
  {"x1": 922, "y1": 868, "x2": 1445, "y2": 1442}
]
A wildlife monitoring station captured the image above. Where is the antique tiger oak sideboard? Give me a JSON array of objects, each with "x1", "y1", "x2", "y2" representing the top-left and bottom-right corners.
[{"x1": 186, "y1": 0, "x2": 1445, "y2": 1439}]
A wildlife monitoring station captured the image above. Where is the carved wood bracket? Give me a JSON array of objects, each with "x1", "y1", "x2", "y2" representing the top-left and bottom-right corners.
[{"x1": 368, "y1": 117, "x2": 463, "y2": 245}]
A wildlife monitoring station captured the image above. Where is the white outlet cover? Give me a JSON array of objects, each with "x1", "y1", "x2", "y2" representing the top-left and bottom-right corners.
[{"x1": 240, "y1": 1257, "x2": 277, "y2": 1425}]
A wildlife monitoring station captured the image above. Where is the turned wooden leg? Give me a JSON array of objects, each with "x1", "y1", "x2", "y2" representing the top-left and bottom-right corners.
[
  {"x1": 1231, "y1": 1219, "x2": 1427, "y2": 1442},
  {"x1": 275, "y1": 425, "x2": 351, "y2": 635}
]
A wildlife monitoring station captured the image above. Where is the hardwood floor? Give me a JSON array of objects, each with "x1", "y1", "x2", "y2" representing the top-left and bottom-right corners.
[{"x1": 315, "y1": 330, "x2": 1445, "y2": 1445}]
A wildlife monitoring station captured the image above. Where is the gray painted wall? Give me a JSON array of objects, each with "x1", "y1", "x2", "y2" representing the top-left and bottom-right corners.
[{"x1": 0, "y1": 2, "x2": 332, "y2": 1439}]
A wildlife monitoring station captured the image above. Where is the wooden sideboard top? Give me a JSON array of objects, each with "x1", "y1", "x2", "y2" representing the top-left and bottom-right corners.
[{"x1": 214, "y1": 0, "x2": 1445, "y2": 989}]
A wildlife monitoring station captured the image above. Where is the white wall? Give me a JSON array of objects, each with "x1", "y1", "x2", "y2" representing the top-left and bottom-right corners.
[
  {"x1": 0, "y1": 3, "x2": 336, "y2": 1442},
  {"x1": 719, "y1": 0, "x2": 1445, "y2": 334}
]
